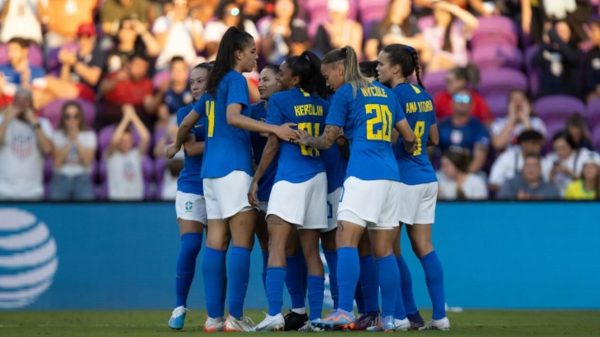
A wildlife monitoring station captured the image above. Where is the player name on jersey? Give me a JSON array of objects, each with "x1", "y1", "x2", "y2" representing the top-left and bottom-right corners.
[
  {"x1": 293, "y1": 103, "x2": 324, "y2": 117},
  {"x1": 405, "y1": 100, "x2": 434, "y2": 114},
  {"x1": 360, "y1": 85, "x2": 389, "y2": 98}
]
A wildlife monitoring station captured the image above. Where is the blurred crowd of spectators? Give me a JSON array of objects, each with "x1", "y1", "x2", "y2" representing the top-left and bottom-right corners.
[{"x1": 1, "y1": 0, "x2": 600, "y2": 201}]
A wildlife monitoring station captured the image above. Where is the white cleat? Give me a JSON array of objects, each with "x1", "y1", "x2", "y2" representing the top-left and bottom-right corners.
[
  {"x1": 394, "y1": 318, "x2": 411, "y2": 331},
  {"x1": 419, "y1": 317, "x2": 451, "y2": 331},
  {"x1": 203, "y1": 316, "x2": 225, "y2": 332},
  {"x1": 298, "y1": 319, "x2": 324, "y2": 332},
  {"x1": 224, "y1": 314, "x2": 256, "y2": 332},
  {"x1": 168, "y1": 306, "x2": 187, "y2": 330},
  {"x1": 255, "y1": 313, "x2": 285, "y2": 331}
]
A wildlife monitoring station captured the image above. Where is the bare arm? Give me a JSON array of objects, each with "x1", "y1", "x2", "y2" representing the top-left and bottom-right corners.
[
  {"x1": 428, "y1": 123, "x2": 439, "y2": 146},
  {"x1": 107, "y1": 110, "x2": 131, "y2": 155},
  {"x1": 183, "y1": 137, "x2": 204, "y2": 156},
  {"x1": 0, "y1": 108, "x2": 16, "y2": 147},
  {"x1": 297, "y1": 125, "x2": 342, "y2": 150},
  {"x1": 227, "y1": 103, "x2": 298, "y2": 141},
  {"x1": 126, "y1": 105, "x2": 150, "y2": 154},
  {"x1": 395, "y1": 119, "x2": 416, "y2": 152},
  {"x1": 52, "y1": 142, "x2": 71, "y2": 168},
  {"x1": 491, "y1": 118, "x2": 516, "y2": 151},
  {"x1": 469, "y1": 144, "x2": 488, "y2": 173},
  {"x1": 434, "y1": 1, "x2": 479, "y2": 31},
  {"x1": 248, "y1": 134, "x2": 280, "y2": 206},
  {"x1": 173, "y1": 109, "x2": 200, "y2": 148},
  {"x1": 25, "y1": 110, "x2": 53, "y2": 155},
  {"x1": 521, "y1": 0, "x2": 532, "y2": 35},
  {"x1": 73, "y1": 62, "x2": 102, "y2": 87},
  {"x1": 74, "y1": 137, "x2": 96, "y2": 167}
]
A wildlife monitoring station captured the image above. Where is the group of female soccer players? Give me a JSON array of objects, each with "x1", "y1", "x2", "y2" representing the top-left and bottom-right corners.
[{"x1": 165, "y1": 26, "x2": 449, "y2": 333}]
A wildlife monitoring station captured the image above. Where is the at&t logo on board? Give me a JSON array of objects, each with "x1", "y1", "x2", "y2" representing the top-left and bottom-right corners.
[{"x1": 0, "y1": 209, "x2": 58, "y2": 309}]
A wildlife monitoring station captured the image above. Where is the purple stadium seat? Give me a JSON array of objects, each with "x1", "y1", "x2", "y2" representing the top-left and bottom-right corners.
[
  {"x1": 593, "y1": 125, "x2": 600, "y2": 150},
  {"x1": 41, "y1": 99, "x2": 96, "y2": 129},
  {"x1": 471, "y1": 16, "x2": 518, "y2": 49},
  {"x1": 545, "y1": 119, "x2": 566, "y2": 140},
  {"x1": 485, "y1": 93, "x2": 509, "y2": 119},
  {"x1": 586, "y1": 98, "x2": 600, "y2": 129},
  {"x1": 534, "y1": 95, "x2": 586, "y2": 121},
  {"x1": 422, "y1": 70, "x2": 448, "y2": 98},
  {"x1": 471, "y1": 44, "x2": 523, "y2": 70},
  {"x1": 357, "y1": 0, "x2": 388, "y2": 25},
  {"x1": 525, "y1": 45, "x2": 540, "y2": 97},
  {"x1": 479, "y1": 68, "x2": 527, "y2": 97},
  {"x1": 0, "y1": 43, "x2": 43, "y2": 67}
]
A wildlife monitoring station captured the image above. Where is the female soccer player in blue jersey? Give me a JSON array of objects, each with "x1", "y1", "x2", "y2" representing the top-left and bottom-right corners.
[
  {"x1": 248, "y1": 64, "x2": 281, "y2": 287},
  {"x1": 166, "y1": 27, "x2": 297, "y2": 332},
  {"x1": 248, "y1": 51, "x2": 330, "y2": 332},
  {"x1": 297, "y1": 46, "x2": 416, "y2": 332},
  {"x1": 167, "y1": 62, "x2": 212, "y2": 330},
  {"x1": 377, "y1": 43, "x2": 449, "y2": 331}
]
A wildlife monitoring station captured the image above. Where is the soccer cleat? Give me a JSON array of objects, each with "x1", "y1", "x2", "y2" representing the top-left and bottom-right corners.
[
  {"x1": 393, "y1": 318, "x2": 411, "y2": 331},
  {"x1": 255, "y1": 313, "x2": 285, "y2": 331},
  {"x1": 203, "y1": 316, "x2": 225, "y2": 332},
  {"x1": 419, "y1": 317, "x2": 451, "y2": 331},
  {"x1": 407, "y1": 311, "x2": 425, "y2": 330},
  {"x1": 315, "y1": 308, "x2": 355, "y2": 329},
  {"x1": 365, "y1": 315, "x2": 397, "y2": 332},
  {"x1": 354, "y1": 312, "x2": 379, "y2": 330},
  {"x1": 298, "y1": 319, "x2": 324, "y2": 332},
  {"x1": 284, "y1": 310, "x2": 308, "y2": 331},
  {"x1": 224, "y1": 315, "x2": 256, "y2": 332},
  {"x1": 167, "y1": 306, "x2": 187, "y2": 330}
]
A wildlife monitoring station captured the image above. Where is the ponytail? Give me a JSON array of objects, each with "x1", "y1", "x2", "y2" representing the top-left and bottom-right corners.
[
  {"x1": 322, "y1": 46, "x2": 369, "y2": 97},
  {"x1": 285, "y1": 51, "x2": 328, "y2": 99},
  {"x1": 206, "y1": 27, "x2": 254, "y2": 95},
  {"x1": 381, "y1": 44, "x2": 425, "y2": 88}
]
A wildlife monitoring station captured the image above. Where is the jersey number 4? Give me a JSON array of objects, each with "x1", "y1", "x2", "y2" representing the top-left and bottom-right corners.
[
  {"x1": 298, "y1": 122, "x2": 321, "y2": 157},
  {"x1": 365, "y1": 104, "x2": 392, "y2": 142},
  {"x1": 206, "y1": 100, "x2": 215, "y2": 138}
]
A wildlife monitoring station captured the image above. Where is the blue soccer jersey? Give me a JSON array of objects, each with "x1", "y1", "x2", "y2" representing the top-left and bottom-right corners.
[
  {"x1": 391, "y1": 83, "x2": 437, "y2": 185},
  {"x1": 326, "y1": 81, "x2": 404, "y2": 182},
  {"x1": 267, "y1": 88, "x2": 327, "y2": 183},
  {"x1": 177, "y1": 103, "x2": 206, "y2": 195},
  {"x1": 249, "y1": 101, "x2": 277, "y2": 202},
  {"x1": 193, "y1": 71, "x2": 253, "y2": 178},
  {"x1": 322, "y1": 143, "x2": 347, "y2": 193},
  {"x1": 438, "y1": 117, "x2": 490, "y2": 155}
]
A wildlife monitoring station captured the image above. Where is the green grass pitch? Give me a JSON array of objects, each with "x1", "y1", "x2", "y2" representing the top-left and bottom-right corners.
[{"x1": 1, "y1": 310, "x2": 599, "y2": 337}]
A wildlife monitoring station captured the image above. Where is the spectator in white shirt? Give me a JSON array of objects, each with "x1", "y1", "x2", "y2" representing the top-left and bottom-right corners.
[
  {"x1": 50, "y1": 101, "x2": 96, "y2": 200},
  {"x1": 437, "y1": 149, "x2": 488, "y2": 200},
  {"x1": 489, "y1": 129, "x2": 545, "y2": 192},
  {"x1": 491, "y1": 89, "x2": 547, "y2": 152},
  {"x1": 105, "y1": 104, "x2": 149, "y2": 200},
  {"x1": 152, "y1": 0, "x2": 205, "y2": 69},
  {"x1": 543, "y1": 131, "x2": 597, "y2": 196},
  {"x1": 0, "y1": 88, "x2": 53, "y2": 200}
]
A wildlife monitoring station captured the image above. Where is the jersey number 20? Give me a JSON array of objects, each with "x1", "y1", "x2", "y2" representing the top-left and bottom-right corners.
[{"x1": 365, "y1": 104, "x2": 392, "y2": 141}]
